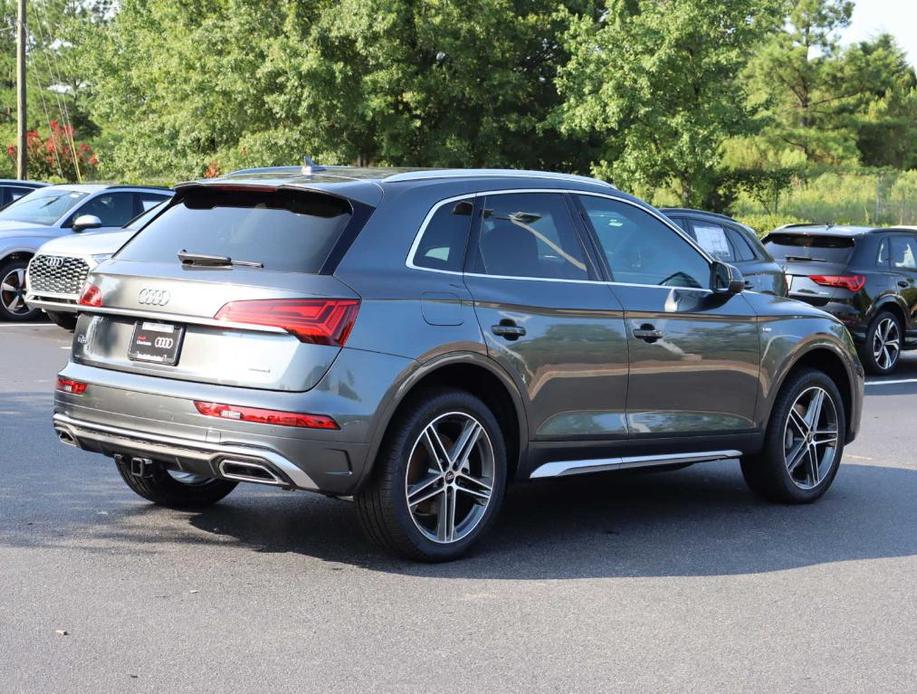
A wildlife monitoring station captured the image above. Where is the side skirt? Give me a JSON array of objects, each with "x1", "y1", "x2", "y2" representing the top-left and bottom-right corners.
[{"x1": 529, "y1": 449, "x2": 741, "y2": 479}]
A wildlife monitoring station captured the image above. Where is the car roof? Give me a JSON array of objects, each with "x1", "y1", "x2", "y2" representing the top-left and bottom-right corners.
[
  {"x1": 38, "y1": 183, "x2": 173, "y2": 194},
  {"x1": 0, "y1": 179, "x2": 48, "y2": 187},
  {"x1": 660, "y1": 207, "x2": 739, "y2": 224},
  {"x1": 189, "y1": 166, "x2": 618, "y2": 206},
  {"x1": 767, "y1": 223, "x2": 913, "y2": 237}
]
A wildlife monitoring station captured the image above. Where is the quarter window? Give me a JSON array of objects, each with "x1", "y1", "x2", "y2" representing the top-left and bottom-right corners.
[
  {"x1": 727, "y1": 227, "x2": 757, "y2": 261},
  {"x1": 413, "y1": 199, "x2": 474, "y2": 272},
  {"x1": 578, "y1": 196, "x2": 710, "y2": 289},
  {"x1": 877, "y1": 238, "x2": 890, "y2": 267},
  {"x1": 68, "y1": 192, "x2": 137, "y2": 228},
  {"x1": 473, "y1": 193, "x2": 589, "y2": 280}
]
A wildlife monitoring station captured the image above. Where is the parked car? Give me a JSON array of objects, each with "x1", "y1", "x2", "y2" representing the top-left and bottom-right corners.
[
  {"x1": 0, "y1": 179, "x2": 49, "y2": 208},
  {"x1": 661, "y1": 208, "x2": 787, "y2": 295},
  {"x1": 52, "y1": 167, "x2": 863, "y2": 561},
  {"x1": 763, "y1": 223, "x2": 917, "y2": 374},
  {"x1": 0, "y1": 184, "x2": 172, "y2": 321},
  {"x1": 26, "y1": 199, "x2": 173, "y2": 329}
]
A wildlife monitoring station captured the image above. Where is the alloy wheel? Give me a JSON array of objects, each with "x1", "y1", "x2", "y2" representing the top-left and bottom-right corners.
[
  {"x1": 782, "y1": 386, "x2": 839, "y2": 490},
  {"x1": 404, "y1": 411, "x2": 495, "y2": 544},
  {"x1": 872, "y1": 317, "x2": 900, "y2": 371},
  {"x1": 0, "y1": 267, "x2": 30, "y2": 316}
]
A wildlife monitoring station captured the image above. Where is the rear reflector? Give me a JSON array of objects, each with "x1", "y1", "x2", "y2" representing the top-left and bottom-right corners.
[
  {"x1": 214, "y1": 298, "x2": 359, "y2": 346},
  {"x1": 194, "y1": 401, "x2": 339, "y2": 430},
  {"x1": 78, "y1": 283, "x2": 103, "y2": 307},
  {"x1": 56, "y1": 376, "x2": 87, "y2": 395},
  {"x1": 809, "y1": 274, "x2": 866, "y2": 292}
]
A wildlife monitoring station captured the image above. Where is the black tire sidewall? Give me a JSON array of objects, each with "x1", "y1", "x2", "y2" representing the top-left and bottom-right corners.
[
  {"x1": 45, "y1": 310, "x2": 77, "y2": 331},
  {"x1": 115, "y1": 459, "x2": 237, "y2": 508}
]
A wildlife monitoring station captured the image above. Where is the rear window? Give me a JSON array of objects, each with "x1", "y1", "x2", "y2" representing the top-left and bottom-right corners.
[
  {"x1": 764, "y1": 233, "x2": 855, "y2": 263},
  {"x1": 117, "y1": 188, "x2": 354, "y2": 273}
]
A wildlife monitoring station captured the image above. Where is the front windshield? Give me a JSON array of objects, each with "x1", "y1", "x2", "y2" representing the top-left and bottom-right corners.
[{"x1": 0, "y1": 188, "x2": 88, "y2": 226}]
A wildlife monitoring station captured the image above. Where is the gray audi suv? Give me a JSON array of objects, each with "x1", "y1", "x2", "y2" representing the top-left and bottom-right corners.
[{"x1": 53, "y1": 167, "x2": 864, "y2": 561}]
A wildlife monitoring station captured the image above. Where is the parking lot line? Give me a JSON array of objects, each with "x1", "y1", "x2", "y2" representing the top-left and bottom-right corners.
[
  {"x1": 864, "y1": 378, "x2": 917, "y2": 386},
  {"x1": 0, "y1": 323, "x2": 58, "y2": 328}
]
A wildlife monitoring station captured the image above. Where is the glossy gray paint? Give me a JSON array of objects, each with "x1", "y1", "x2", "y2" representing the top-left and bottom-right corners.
[{"x1": 53, "y1": 169, "x2": 864, "y2": 495}]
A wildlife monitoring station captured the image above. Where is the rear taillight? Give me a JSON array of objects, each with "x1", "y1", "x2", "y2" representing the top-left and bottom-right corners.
[
  {"x1": 809, "y1": 274, "x2": 866, "y2": 292},
  {"x1": 193, "y1": 401, "x2": 339, "y2": 430},
  {"x1": 214, "y1": 298, "x2": 359, "y2": 346},
  {"x1": 56, "y1": 376, "x2": 87, "y2": 395},
  {"x1": 78, "y1": 283, "x2": 103, "y2": 307}
]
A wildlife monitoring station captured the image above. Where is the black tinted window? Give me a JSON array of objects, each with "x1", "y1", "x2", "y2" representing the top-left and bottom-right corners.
[
  {"x1": 414, "y1": 199, "x2": 473, "y2": 272},
  {"x1": 579, "y1": 196, "x2": 709, "y2": 289},
  {"x1": 764, "y1": 233, "x2": 855, "y2": 263},
  {"x1": 474, "y1": 193, "x2": 589, "y2": 280},
  {"x1": 117, "y1": 188, "x2": 353, "y2": 273},
  {"x1": 727, "y1": 227, "x2": 756, "y2": 261},
  {"x1": 68, "y1": 192, "x2": 137, "y2": 227},
  {"x1": 137, "y1": 192, "x2": 171, "y2": 212},
  {"x1": 876, "y1": 238, "x2": 890, "y2": 267}
]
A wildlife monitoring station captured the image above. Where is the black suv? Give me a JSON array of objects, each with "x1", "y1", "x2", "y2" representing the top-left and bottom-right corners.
[
  {"x1": 764, "y1": 224, "x2": 917, "y2": 374},
  {"x1": 662, "y1": 208, "x2": 787, "y2": 295}
]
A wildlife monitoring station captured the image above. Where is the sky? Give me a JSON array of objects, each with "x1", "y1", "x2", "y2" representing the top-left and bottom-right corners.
[{"x1": 842, "y1": 0, "x2": 917, "y2": 65}]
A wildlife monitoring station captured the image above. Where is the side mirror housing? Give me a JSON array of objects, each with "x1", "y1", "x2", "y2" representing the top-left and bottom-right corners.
[
  {"x1": 712, "y1": 261, "x2": 745, "y2": 295},
  {"x1": 72, "y1": 214, "x2": 103, "y2": 233}
]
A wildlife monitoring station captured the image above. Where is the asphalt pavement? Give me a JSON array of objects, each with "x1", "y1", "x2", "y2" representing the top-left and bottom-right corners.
[{"x1": 1, "y1": 322, "x2": 915, "y2": 692}]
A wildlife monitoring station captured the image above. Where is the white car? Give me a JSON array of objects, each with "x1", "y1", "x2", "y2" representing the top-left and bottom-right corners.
[{"x1": 25, "y1": 198, "x2": 171, "y2": 329}]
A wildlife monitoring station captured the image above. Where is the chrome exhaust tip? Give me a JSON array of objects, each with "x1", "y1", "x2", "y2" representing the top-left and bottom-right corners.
[
  {"x1": 56, "y1": 428, "x2": 78, "y2": 447},
  {"x1": 218, "y1": 459, "x2": 284, "y2": 486}
]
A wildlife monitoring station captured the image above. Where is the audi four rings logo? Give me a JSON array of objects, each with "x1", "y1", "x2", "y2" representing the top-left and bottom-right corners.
[
  {"x1": 44, "y1": 256, "x2": 64, "y2": 268},
  {"x1": 154, "y1": 337, "x2": 174, "y2": 349},
  {"x1": 138, "y1": 288, "x2": 171, "y2": 306}
]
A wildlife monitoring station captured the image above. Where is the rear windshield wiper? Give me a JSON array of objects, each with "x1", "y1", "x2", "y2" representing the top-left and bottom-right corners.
[
  {"x1": 178, "y1": 250, "x2": 263, "y2": 268},
  {"x1": 783, "y1": 255, "x2": 828, "y2": 263}
]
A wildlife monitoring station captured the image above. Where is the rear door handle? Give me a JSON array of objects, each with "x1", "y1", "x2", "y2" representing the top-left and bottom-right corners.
[
  {"x1": 898, "y1": 280, "x2": 909, "y2": 288},
  {"x1": 491, "y1": 322, "x2": 526, "y2": 340},
  {"x1": 633, "y1": 324, "x2": 663, "y2": 342}
]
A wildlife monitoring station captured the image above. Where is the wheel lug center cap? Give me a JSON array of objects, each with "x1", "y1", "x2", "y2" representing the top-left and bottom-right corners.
[{"x1": 445, "y1": 471, "x2": 455, "y2": 483}]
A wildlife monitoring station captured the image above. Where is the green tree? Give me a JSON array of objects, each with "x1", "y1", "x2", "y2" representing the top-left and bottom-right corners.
[{"x1": 555, "y1": 0, "x2": 779, "y2": 206}]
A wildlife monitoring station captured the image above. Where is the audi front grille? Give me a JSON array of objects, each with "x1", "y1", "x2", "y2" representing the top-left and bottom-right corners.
[{"x1": 27, "y1": 255, "x2": 91, "y2": 296}]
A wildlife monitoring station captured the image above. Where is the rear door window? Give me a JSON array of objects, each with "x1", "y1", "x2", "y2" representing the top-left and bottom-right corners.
[
  {"x1": 690, "y1": 221, "x2": 735, "y2": 262},
  {"x1": 412, "y1": 199, "x2": 474, "y2": 272},
  {"x1": 890, "y1": 236, "x2": 917, "y2": 271},
  {"x1": 764, "y1": 234, "x2": 855, "y2": 264},
  {"x1": 67, "y1": 192, "x2": 137, "y2": 227},
  {"x1": 471, "y1": 193, "x2": 590, "y2": 280},
  {"x1": 116, "y1": 187, "x2": 355, "y2": 273}
]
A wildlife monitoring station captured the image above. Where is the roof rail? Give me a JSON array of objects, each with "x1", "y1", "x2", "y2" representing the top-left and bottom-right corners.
[
  {"x1": 383, "y1": 168, "x2": 616, "y2": 188},
  {"x1": 105, "y1": 184, "x2": 173, "y2": 192},
  {"x1": 660, "y1": 207, "x2": 736, "y2": 222}
]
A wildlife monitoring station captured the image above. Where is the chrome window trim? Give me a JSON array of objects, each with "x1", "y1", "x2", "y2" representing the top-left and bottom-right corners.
[{"x1": 405, "y1": 188, "x2": 715, "y2": 293}]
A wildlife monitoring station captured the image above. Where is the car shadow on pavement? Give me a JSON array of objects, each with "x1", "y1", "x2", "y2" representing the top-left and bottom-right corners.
[
  {"x1": 5, "y1": 390, "x2": 917, "y2": 579},
  {"x1": 177, "y1": 459, "x2": 917, "y2": 579}
]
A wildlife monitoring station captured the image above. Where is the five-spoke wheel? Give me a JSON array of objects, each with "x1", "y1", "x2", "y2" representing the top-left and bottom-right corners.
[
  {"x1": 0, "y1": 259, "x2": 39, "y2": 321},
  {"x1": 357, "y1": 389, "x2": 506, "y2": 562},
  {"x1": 860, "y1": 311, "x2": 901, "y2": 374}
]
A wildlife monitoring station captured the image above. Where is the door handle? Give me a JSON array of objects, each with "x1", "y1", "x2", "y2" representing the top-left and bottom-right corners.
[
  {"x1": 633, "y1": 323, "x2": 663, "y2": 343},
  {"x1": 491, "y1": 321, "x2": 526, "y2": 340},
  {"x1": 898, "y1": 280, "x2": 909, "y2": 288}
]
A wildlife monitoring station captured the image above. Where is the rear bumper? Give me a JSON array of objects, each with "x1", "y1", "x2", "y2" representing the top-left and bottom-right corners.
[
  {"x1": 53, "y1": 347, "x2": 415, "y2": 495},
  {"x1": 53, "y1": 412, "x2": 319, "y2": 489},
  {"x1": 25, "y1": 292, "x2": 79, "y2": 314}
]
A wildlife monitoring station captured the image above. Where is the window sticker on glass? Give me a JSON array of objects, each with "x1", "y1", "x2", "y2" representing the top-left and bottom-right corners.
[{"x1": 692, "y1": 223, "x2": 732, "y2": 259}]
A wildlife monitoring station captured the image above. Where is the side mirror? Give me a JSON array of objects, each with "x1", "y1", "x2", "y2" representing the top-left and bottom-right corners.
[
  {"x1": 712, "y1": 261, "x2": 745, "y2": 295},
  {"x1": 72, "y1": 214, "x2": 103, "y2": 233}
]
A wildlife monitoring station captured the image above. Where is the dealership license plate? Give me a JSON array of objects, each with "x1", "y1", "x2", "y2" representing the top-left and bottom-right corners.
[{"x1": 128, "y1": 321, "x2": 185, "y2": 365}]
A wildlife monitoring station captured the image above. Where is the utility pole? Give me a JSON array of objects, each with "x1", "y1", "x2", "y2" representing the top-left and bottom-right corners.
[{"x1": 16, "y1": 0, "x2": 27, "y2": 180}]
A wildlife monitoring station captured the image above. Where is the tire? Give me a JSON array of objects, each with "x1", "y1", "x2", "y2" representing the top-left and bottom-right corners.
[
  {"x1": 858, "y1": 310, "x2": 902, "y2": 375},
  {"x1": 356, "y1": 388, "x2": 507, "y2": 562},
  {"x1": 0, "y1": 257, "x2": 41, "y2": 321},
  {"x1": 114, "y1": 458, "x2": 237, "y2": 509},
  {"x1": 741, "y1": 368, "x2": 846, "y2": 504},
  {"x1": 45, "y1": 310, "x2": 77, "y2": 331}
]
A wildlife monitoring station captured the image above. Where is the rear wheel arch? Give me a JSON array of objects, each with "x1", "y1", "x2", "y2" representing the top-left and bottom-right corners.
[
  {"x1": 360, "y1": 354, "x2": 527, "y2": 490},
  {"x1": 769, "y1": 346, "x2": 855, "y2": 444},
  {"x1": 870, "y1": 298, "x2": 907, "y2": 331}
]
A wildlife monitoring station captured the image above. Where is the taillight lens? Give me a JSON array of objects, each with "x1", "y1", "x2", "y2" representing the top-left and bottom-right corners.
[
  {"x1": 214, "y1": 298, "x2": 359, "y2": 346},
  {"x1": 78, "y1": 283, "x2": 103, "y2": 307},
  {"x1": 194, "y1": 401, "x2": 339, "y2": 430},
  {"x1": 809, "y1": 274, "x2": 866, "y2": 292},
  {"x1": 56, "y1": 376, "x2": 87, "y2": 395}
]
